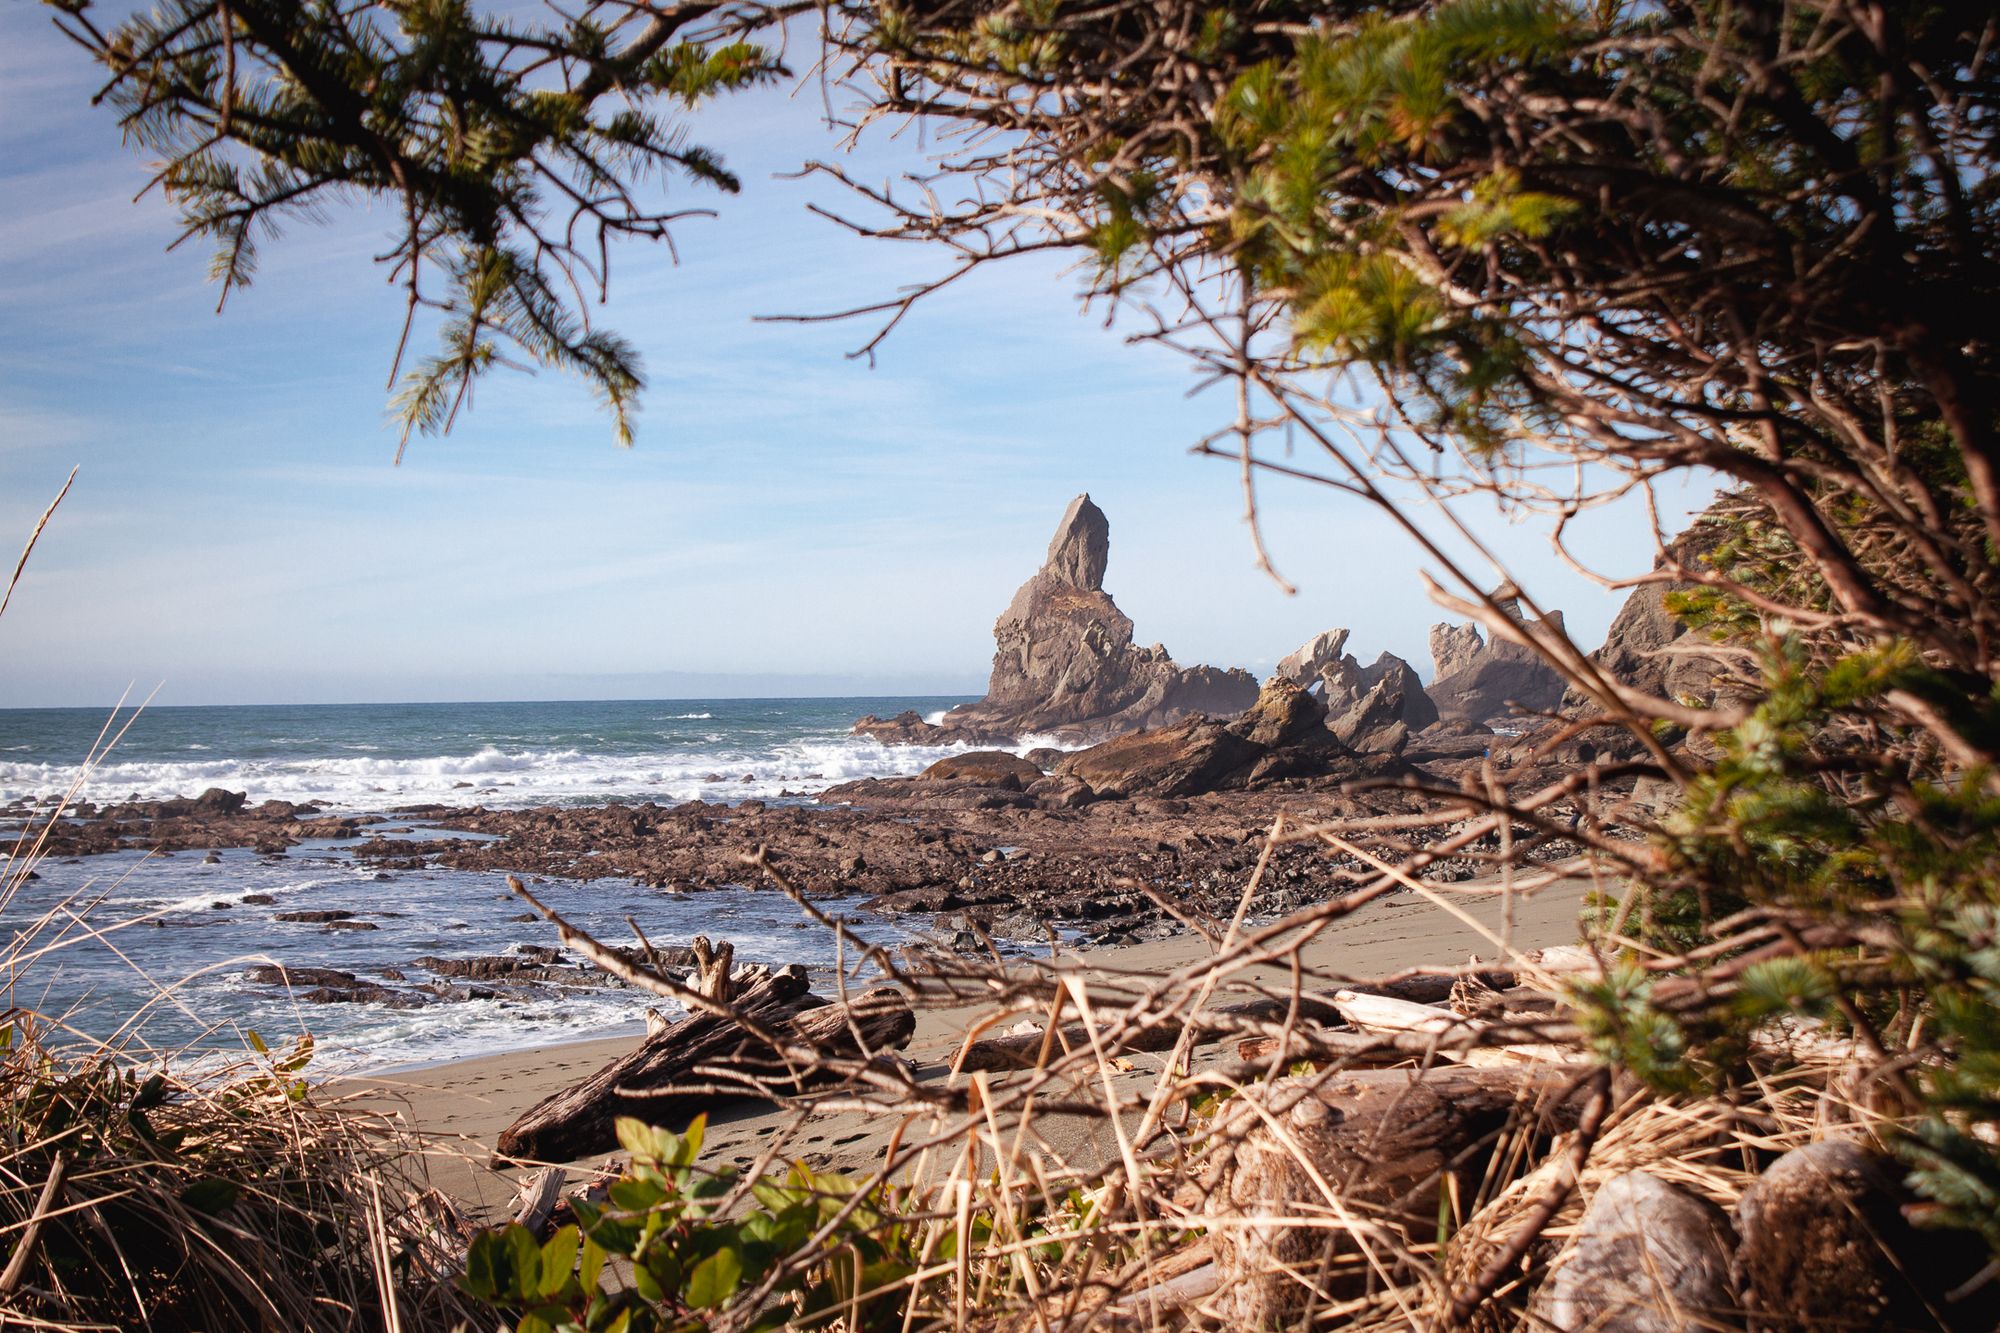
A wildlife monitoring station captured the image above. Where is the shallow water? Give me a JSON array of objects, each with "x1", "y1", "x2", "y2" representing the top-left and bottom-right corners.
[{"x1": 3, "y1": 836, "x2": 912, "y2": 1074}]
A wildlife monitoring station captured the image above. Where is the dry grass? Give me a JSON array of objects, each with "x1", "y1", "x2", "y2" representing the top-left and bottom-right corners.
[{"x1": 0, "y1": 484, "x2": 483, "y2": 1331}]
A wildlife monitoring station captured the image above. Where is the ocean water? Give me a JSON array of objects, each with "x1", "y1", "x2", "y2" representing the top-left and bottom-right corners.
[
  {"x1": 0, "y1": 696, "x2": 981, "y2": 811},
  {"x1": 0, "y1": 697, "x2": 992, "y2": 1073}
]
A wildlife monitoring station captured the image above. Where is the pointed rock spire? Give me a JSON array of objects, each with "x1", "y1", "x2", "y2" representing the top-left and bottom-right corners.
[{"x1": 1043, "y1": 494, "x2": 1111, "y2": 591}]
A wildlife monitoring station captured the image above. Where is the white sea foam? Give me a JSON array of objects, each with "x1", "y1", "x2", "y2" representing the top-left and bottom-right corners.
[{"x1": 0, "y1": 736, "x2": 1008, "y2": 811}]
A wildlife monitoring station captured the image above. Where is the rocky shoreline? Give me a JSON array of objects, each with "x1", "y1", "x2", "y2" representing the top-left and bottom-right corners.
[{"x1": 1, "y1": 493, "x2": 1694, "y2": 1028}]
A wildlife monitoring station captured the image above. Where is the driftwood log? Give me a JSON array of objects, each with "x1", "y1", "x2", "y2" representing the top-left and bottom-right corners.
[
  {"x1": 1195, "y1": 1065, "x2": 1600, "y2": 1325},
  {"x1": 956, "y1": 972, "x2": 1516, "y2": 1073},
  {"x1": 494, "y1": 968, "x2": 914, "y2": 1163}
]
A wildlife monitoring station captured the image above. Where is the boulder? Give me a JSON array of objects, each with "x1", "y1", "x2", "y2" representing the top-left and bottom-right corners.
[
  {"x1": 1732, "y1": 1139, "x2": 1995, "y2": 1331},
  {"x1": 1228, "y1": 676, "x2": 1328, "y2": 749},
  {"x1": 1201, "y1": 1068, "x2": 1601, "y2": 1324},
  {"x1": 1057, "y1": 717, "x2": 1262, "y2": 799},
  {"x1": 853, "y1": 710, "x2": 953, "y2": 744},
  {"x1": 885, "y1": 496, "x2": 1259, "y2": 744},
  {"x1": 244, "y1": 965, "x2": 364, "y2": 988},
  {"x1": 1026, "y1": 774, "x2": 1096, "y2": 808},
  {"x1": 1425, "y1": 596, "x2": 1569, "y2": 725},
  {"x1": 1056, "y1": 675, "x2": 1357, "y2": 798},
  {"x1": 1360, "y1": 652, "x2": 1438, "y2": 731},
  {"x1": 920, "y1": 751, "x2": 1045, "y2": 787},
  {"x1": 1532, "y1": 1171, "x2": 1737, "y2": 1332},
  {"x1": 1406, "y1": 716, "x2": 1496, "y2": 761}
]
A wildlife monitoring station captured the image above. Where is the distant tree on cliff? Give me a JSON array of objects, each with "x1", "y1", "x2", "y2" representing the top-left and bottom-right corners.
[{"x1": 50, "y1": 0, "x2": 2000, "y2": 1252}]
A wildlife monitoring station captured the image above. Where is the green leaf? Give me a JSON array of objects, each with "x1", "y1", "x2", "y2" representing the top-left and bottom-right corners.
[
  {"x1": 246, "y1": 1029, "x2": 268, "y2": 1055},
  {"x1": 579, "y1": 1233, "x2": 607, "y2": 1293},
  {"x1": 686, "y1": 1247, "x2": 742, "y2": 1309},
  {"x1": 463, "y1": 1231, "x2": 504, "y2": 1300},
  {"x1": 677, "y1": 1112, "x2": 706, "y2": 1167},
  {"x1": 179, "y1": 1177, "x2": 240, "y2": 1214},
  {"x1": 507, "y1": 1222, "x2": 544, "y2": 1297},
  {"x1": 751, "y1": 1179, "x2": 800, "y2": 1212},
  {"x1": 614, "y1": 1116, "x2": 682, "y2": 1166},
  {"x1": 609, "y1": 1177, "x2": 667, "y2": 1212},
  {"x1": 539, "y1": 1224, "x2": 581, "y2": 1298}
]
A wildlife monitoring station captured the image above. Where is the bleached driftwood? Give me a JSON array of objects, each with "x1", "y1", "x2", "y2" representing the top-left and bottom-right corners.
[
  {"x1": 956, "y1": 972, "x2": 1515, "y2": 1072},
  {"x1": 1330, "y1": 989, "x2": 1585, "y2": 1067},
  {"x1": 494, "y1": 969, "x2": 913, "y2": 1163},
  {"x1": 509, "y1": 1167, "x2": 566, "y2": 1237}
]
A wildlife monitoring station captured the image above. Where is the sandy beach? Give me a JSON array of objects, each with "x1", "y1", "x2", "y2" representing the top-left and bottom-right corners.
[{"x1": 347, "y1": 865, "x2": 1594, "y2": 1213}]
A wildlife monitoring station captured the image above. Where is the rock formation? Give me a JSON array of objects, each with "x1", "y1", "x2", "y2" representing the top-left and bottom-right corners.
[
  {"x1": 1056, "y1": 675, "x2": 1362, "y2": 798},
  {"x1": 873, "y1": 495, "x2": 1259, "y2": 744},
  {"x1": 1275, "y1": 631, "x2": 1437, "y2": 754},
  {"x1": 1275, "y1": 629, "x2": 1352, "y2": 687},
  {"x1": 1561, "y1": 515, "x2": 1731, "y2": 715},
  {"x1": 1424, "y1": 597, "x2": 1569, "y2": 725}
]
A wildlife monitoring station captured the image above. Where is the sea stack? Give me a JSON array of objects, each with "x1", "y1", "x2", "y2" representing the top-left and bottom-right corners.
[
  {"x1": 1276, "y1": 628, "x2": 1437, "y2": 755},
  {"x1": 1424, "y1": 596, "x2": 1569, "y2": 725},
  {"x1": 858, "y1": 495, "x2": 1258, "y2": 744}
]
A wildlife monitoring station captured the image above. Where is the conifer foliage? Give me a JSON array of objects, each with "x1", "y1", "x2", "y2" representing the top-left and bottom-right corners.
[{"x1": 49, "y1": 0, "x2": 784, "y2": 453}]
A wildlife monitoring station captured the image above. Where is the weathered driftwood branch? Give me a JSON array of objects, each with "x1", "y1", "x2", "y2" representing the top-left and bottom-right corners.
[
  {"x1": 689, "y1": 935, "x2": 735, "y2": 1002},
  {"x1": 494, "y1": 969, "x2": 914, "y2": 1164},
  {"x1": 956, "y1": 972, "x2": 1517, "y2": 1072},
  {"x1": 509, "y1": 1167, "x2": 566, "y2": 1238}
]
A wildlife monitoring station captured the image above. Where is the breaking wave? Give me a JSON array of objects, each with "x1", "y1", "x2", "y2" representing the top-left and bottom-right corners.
[{"x1": 0, "y1": 737, "x2": 1005, "y2": 811}]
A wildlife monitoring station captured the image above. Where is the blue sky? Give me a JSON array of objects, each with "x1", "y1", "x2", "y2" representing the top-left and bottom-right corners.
[{"x1": 0, "y1": 7, "x2": 1709, "y2": 708}]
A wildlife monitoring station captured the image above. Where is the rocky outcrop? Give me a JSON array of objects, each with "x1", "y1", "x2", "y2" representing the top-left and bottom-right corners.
[
  {"x1": 2, "y1": 791, "x2": 375, "y2": 859},
  {"x1": 866, "y1": 496, "x2": 1259, "y2": 745},
  {"x1": 919, "y1": 751, "x2": 1044, "y2": 788},
  {"x1": 853, "y1": 710, "x2": 1000, "y2": 746},
  {"x1": 1276, "y1": 632, "x2": 1437, "y2": 754},
  {"x1": 1425, "y1": 597, "x2": 1569, "y2": 725},
  {"x1": 1056, "y1": 676, "x2": 1365, "y2": 798},
  {"x1": 1360, "y1": 653, "x2": 1437, "y2": 728},
  {"x1": 1275, "y1": 629, "x2": 1352, "y2": 687},
  {"x1": 1327, "y1": 673, "x2": 1412, "y2": 755},
  {"x1": 1562, "y1": 516, "x2": 1731, "y2": 715},
  {"x1": 1428, "y1": 622, "x2": 1485, "y2": 682},
  {"x1": 1057, "y1": 716, "x2": 1265, "y2": 800}
]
